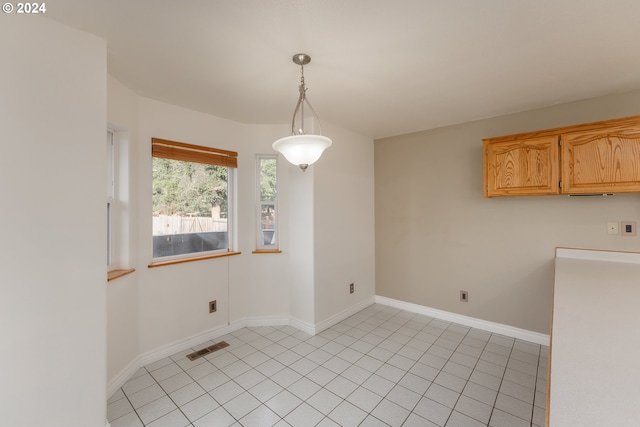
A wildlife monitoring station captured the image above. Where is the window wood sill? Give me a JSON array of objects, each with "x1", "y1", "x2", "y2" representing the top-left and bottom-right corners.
[
  {"x1": 148, "y1": 251, "x2": 241, "y2": 268},
  {"x1": 252, "y1": 249, "x2": 282, "y2": 254},
  {"x1": 107, "y1": 268, "x2": 136, "y2": 282}
]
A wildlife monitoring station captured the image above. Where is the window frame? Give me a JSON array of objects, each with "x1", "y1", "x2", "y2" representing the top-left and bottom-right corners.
[
  {"x1": 254, "y1": 154, "x2": 280, "y2": 252},
  {"x1": 107, "y1": 127, "x2": 135, "y2": 281},
  {"x1": 150, "y1": 138, "x2": 239, "y2": 265},
  {"x1": 107, "y1": 129, "x2": 115, "y2": 268}
]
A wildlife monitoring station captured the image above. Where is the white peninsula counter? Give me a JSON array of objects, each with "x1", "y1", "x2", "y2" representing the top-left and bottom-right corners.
[{"x1": 549, "y1": 248, "x2": 640, "y2": 427}]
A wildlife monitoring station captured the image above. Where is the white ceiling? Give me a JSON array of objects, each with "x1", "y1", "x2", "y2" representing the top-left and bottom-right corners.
[{"x1": 46, "y1": 0, "x2": 640, "y2": 139}]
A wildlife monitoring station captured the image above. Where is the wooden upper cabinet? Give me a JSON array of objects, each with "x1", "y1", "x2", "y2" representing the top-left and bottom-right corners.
[
  {"x1": 561, "y1": 126, "x2": 640, "y2": 194},
  {"x1": 483, "y1": 115, "x2": 640, "y2": 197},
  {"x1": 484, "y1": 136, "x2": 559, "y2": 197}
]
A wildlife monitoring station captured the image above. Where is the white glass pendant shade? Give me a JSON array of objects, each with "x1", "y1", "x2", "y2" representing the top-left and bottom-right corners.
[
  {"x1": 272, "y1": 134, "x2": 332, "y2": 169},
  {"x1": 273, "y1": 53, "x2": 332, "y2": 171}
]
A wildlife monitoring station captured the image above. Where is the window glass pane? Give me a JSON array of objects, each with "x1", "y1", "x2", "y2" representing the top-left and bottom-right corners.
[
  {"x1": 260, "y1": 158, "x2": 277, "y2": 202},
  {"x1": 257, "y1": 155, "x2": 277, "y2": 249},
  {"x1": 107, "y1": 202, "x2": 111, "y2": 265},
  {"x1": 107, "y1": 130, "x2": 114, "y2": 266},
  {"x1": 152, "y1": 157, "x2": 229, "y2": 258},
  {"x1": 107, "y1": 131, "x2": 114, "y2": 199},
  {"x1": 261, "y1": 203, "x2": 276, "y2": 247}
]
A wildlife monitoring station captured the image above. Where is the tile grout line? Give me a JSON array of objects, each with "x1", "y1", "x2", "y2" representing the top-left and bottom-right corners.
[
  {"x1": 401, "y1": 316, "x2": 471, "y2": 425},
  {"x1": 352, "y1": 310, "x2": 440, "y2": 425},
  {"x1": 284, "y1": 307, "x2": 425, "y2": 425},
  {"x1": 301, "y1": 310, "x2": 405, "y2": 425},
  {"x1": 143, "y1": 351, "x2": 208, "y2": 426},
  {"x1": 110, "y1": 305, "x2": 546, "y2": 427},
  {"x1": 224, "y1": 325, "x2": 303, "y2": 424},
  {"x1": 340, "y1": 309, "x2": 481, "y2": 425},
  {"x1": 116, "y1": 381, "x2": 147, "y2": 426},
  {"x1": 529, "y1": 344, "x2": 543, "y2": 427},
  {"x1": 486, "y1": 336, "x2": 516, "y2": 427},
  {"x1": 441, "y1": 325, "x2": 494, "y2": 427},
  {"x1": 486, "y1": 338, "x2": 546, "y2": 427}
]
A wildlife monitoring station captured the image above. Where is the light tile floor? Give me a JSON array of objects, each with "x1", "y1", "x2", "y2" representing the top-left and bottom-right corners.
[{"x1": 107, "y1": 304, "x2": 548, "y2": 427}]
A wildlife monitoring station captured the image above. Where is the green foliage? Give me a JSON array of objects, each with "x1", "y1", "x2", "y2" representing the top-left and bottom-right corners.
[
  {"x1": 260, "y1": 158, "x2": 277, "y2": 202},
  {"x1": 152, "y1": 158, "x2": 228, "y2": 217}
]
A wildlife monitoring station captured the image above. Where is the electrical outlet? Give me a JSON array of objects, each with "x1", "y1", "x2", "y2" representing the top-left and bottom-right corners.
[
  {"x1": 621, "y1": 221, "x2": 637, "y2": 236},
  {"x1": 209, "y1": 300, "x2": 217, "y2": 313},
  {"x1": 349, "y1": 283, "x2": 354, "y2": 294},
  {"x1": 460, "y1": 291, "x2": 469, "y2": 302}
]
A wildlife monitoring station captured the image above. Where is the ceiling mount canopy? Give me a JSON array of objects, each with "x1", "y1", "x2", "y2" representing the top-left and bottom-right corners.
[{"x1": 272, "y1": 53, "x2": 332, "y2": 172}]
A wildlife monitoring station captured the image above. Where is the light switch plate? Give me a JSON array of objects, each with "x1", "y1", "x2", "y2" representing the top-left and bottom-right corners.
[
  {"x1": 621, "y1": 221, "x2": 637, "y2": 236},
  {"x1": 607, "y1": 222, "x2": 619, "y2": 235}
]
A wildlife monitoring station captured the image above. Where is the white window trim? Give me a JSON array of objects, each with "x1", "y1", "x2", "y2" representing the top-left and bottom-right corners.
[
  {"x1": 255, "y1": 154, "x2": 279, "y2": 251},
  {"x1": 107, "y1": 129, "x2": 115, "y2": 269},
  {"x1": 107, "y1": 126, "x2": 133, "y2": 276},
  {"x1": 150, "y1": 138, "x2": 238, "y2": 263},
  {"x1": 150, "y1": 166, "x2": 238, "y2": 264}
]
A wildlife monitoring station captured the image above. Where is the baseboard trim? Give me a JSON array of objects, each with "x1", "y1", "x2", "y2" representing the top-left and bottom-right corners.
[
  {"x1": 314, "y1": 297, "x2": 377, "y2": 334},
  {"x1": 243, "y1": 316, "x2": 291, "y2": 328},
  {"x1": 106, "y1": 299, "x2": 377, "y2": 399},
  {"x1": 107, "y1": 316, "x2": 291, "y2": 399},
  {"x1": 288, "y1": 317, "x2": 316, "y2": 335},
  {"x1": 107, "y1": 355, "x2": 142, "y2": 399},
  {"x1": 108, "y1": 295, "x2": 545, "y2": 401},
  {"x1": 375, "y1": 296, "x2": 550, "y2": 346},
  {"x1": 139, "y1": 322, "x2": 242, "y2": 367}
]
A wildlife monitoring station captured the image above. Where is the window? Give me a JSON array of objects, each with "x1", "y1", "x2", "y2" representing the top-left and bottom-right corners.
[
  {"x1": 255, "y1": 155, "x2": 278, "y2": 251},
  {"x1": 107, "y1": 128, "x2": 135, "y2": 281},
  {"x1": 151, "y1": 138, "x2": 238, "y2": 261},
  {"x1": 107, "y1": 130, "x2": 115, "y2": 267}
]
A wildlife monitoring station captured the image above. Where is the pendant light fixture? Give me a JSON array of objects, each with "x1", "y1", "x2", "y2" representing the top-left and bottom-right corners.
[{"x1": 272, "y1": 53, "x2": 332, "y2": 171}]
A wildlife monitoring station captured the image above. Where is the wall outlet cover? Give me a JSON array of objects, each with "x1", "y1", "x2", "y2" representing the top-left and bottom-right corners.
[
  {"x1": 607, "y1": 222, "x2": 619, "y2": 235},
  {"x1": 621, "y1": 221, "x2": 637, "y2": 236}
]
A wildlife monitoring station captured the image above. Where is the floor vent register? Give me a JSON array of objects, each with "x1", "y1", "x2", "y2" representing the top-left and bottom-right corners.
[{"x1": 185, "y1": 341, "x2": 229, "y2": 361}]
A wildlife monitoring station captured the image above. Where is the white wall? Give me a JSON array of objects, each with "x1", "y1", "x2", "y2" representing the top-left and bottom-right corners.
[
  {"x1": 106, "y1": 76, "x2": 140, "y2": 383},
  {"x1": 287, "y1": 165, "x2": 316, "y2": 327},
  {"x1": 0, "y1": 17, "x2": 107, "y2": 427},
  {"x1": 314, "y1": 124, "x2": 376, "y2": 324},
  {"x1": 137, "y1": 98, "x2": 246, "y2": 354},
  {"x1": 233, "y1": 124, "x2": 293, "y2": 323},
  {"x1": 102, "y1": 89, "x2": 376, "y2": 387},
  {"x1": 375, "y1": 90, "x2": 640, "y2": 334},
  {"x1": 132, "y1": 97, "x2": 376, "y2": 348},
  {"x1": 136, "y1": 98, "x2": 299, "y2": 354}
]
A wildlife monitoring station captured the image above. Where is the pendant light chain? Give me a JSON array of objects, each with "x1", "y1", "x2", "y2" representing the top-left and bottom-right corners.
[{"x1": 298, "y1": 62, "x2": 306, "y2": 135}]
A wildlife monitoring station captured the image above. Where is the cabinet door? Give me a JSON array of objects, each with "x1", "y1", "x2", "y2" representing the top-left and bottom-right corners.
[
  {"x1": 562, "y1": 127, "x2": 640, "y2": 194},
  {"x1": 484, "y1": 136, "x2": 560, "y2": 197}
]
